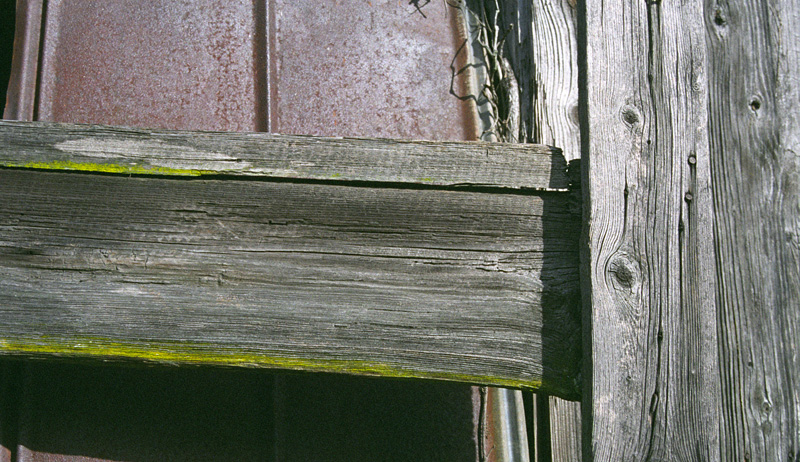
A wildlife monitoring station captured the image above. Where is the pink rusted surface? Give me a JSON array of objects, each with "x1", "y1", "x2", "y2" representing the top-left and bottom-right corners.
[
  {"x1": 269, "y1": 0, "x2": 476, "y2": 140},
  {"x1": 35, "y1": 0, "x2": 265, "y2": 132},
  {"x1": 27, "y1": 0, "x2": 477, "y2": 141}
]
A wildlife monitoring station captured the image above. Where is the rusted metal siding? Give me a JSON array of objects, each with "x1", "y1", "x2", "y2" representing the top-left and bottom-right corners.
[
  {"x1": 268, "y1": 0, "x2": 476, "y2": 140},
  {"x1": 18, "y1": 0, "x2": 478, "y2": 141},
  {"x1": 34, "y1": 0, "x2": 265, "y2": 131},
  {"x1": 2, "y1": 1, "x2": 488, "y2": 460}
]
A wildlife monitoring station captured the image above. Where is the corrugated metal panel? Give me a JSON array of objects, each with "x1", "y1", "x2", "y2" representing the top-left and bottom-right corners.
[
  {"x1": 0, "y1": 0, "x2": 15, "y2": 113},
  {"x1": 3, "y1": 1, "x2": 492, "y2": 460},
  {"x1": 2, "y1": 0, "x2": 41, "y2": 121}
]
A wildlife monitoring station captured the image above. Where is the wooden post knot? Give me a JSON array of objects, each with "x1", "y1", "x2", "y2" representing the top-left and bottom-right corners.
[
  {"x1": 620, "y1": 105, "x2": 642, "y2": 126},
  {"x1": 606, "y1": 253, "x2": 640, "y2": 290},
  {"x1": 712, "y1": 8, "x2": 728, "y2": 27}
]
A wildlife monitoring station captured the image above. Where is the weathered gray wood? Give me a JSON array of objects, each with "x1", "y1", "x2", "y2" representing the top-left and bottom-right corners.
[
  {"x1": 0, "y1": 120, "x2": 568, "y2": 190},
  {"x1": 501, "y1": 0, "x2": 580, "y2": 162},
  {"x1": 0, "y1": 166, "x2": 581, "y2": 399},
  {"x1": 582, "y1": 0, "x2": 720, "y2": 459},
  {"x1": 524, "y1": 0, "x2": 583, "y2": 458},
  {"x1": 706, "y1": 0, "x2": 800, "y2": 459},
  {"x1": 527, "y1": 0, "x2": 579, "y2": 163},
  {"x1": 547, "y1": 395, "x2": 581, "y2": 462},
  {"x1": 454, "y1": 3, "x2": 548, "y2": 457},
  {"x1": 500, "y1": 0, "x2": 583, "y2": 458}
]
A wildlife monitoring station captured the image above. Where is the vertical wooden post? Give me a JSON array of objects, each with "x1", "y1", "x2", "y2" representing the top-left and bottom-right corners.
[
  {"x1": 500, "y1": 0, "x2": 583, "y2": 459},
  {"x1": 581, "y1": 0, "x2": 720, "y2": 459},
  {"x1": 526, "y1": 1, "x2": 583, "y2": 460},
  {"x1": 706, "y1": 0, "x2": 800, "y2": 459}
]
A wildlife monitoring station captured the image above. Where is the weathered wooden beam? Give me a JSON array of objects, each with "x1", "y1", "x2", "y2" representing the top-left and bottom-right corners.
[
  {"x1": 0, "y1": 120, "x2": 569, "y2": 190},
  {"x1": 581, "y1": 0, "x2": 720, "y2": 459},
  {"x1": 0, "y1": 121, "x2": 581, "y2": 399}
]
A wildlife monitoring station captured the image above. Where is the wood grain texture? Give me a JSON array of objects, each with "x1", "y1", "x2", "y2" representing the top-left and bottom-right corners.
[
  {"x1": 547, "y1": 395, "x2": 581, "y2": 462},
  {"x1": 0, "y1": 168, "x2": 582, "y2": 399},
  {"x1": 500, "y1": 0, "x2": 583, "y2": 458},
  {"x1": 706, "y1": 0, "x2": 800, "y2": 459},
  {"x1": 528, "y1": 0, "x2": 579, "y2": 160},
  {"x1": 582, "y1": 0, "x2": 720, "y2": 459},
  {"x1": 0, "y1": 120, "x2": 568, "y2": 190},
  {"x1": 501, "y1": 0, "x2": 580, "y2": 162},
  {"x1": 524, "y1": 1, "x2": 583, "y2": 459}
]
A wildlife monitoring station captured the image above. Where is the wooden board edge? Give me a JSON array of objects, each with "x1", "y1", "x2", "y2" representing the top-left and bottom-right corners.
[
  {"x1": 0, "y1": 120, "x2": 570, "y2": 190},
  {"x1": 0, "y1": 337, "x2": 580, "y2": 399}
]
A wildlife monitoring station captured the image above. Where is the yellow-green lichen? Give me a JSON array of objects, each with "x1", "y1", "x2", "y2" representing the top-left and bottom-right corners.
[
  {"x1": 5, "y1": 160, "x2": 216, "y2": 177},
  {"x1": 0, "y1": 336, "x2": 543, "y2": 391}
]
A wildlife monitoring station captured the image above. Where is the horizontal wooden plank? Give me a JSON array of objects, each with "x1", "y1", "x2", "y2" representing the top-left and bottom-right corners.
[
  {"x1": 0, "y1": 120, "x2": 568, "y2": 190},
  {"x1": 0, "y1": 169, "x2": 582, "y2": 398}
]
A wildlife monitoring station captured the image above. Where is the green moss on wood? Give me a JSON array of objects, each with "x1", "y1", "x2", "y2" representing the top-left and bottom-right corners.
[
  {"x1": 0, "y1": 336, "x2": 543, "y2": 391},
  {"x1": 4, "y1": 160, "x2": 216, "y2": 176}
]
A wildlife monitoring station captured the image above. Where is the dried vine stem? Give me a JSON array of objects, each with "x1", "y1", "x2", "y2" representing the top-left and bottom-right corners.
[{"x1": 449, "y1": 0, "x2": 519, "y2": 142}]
